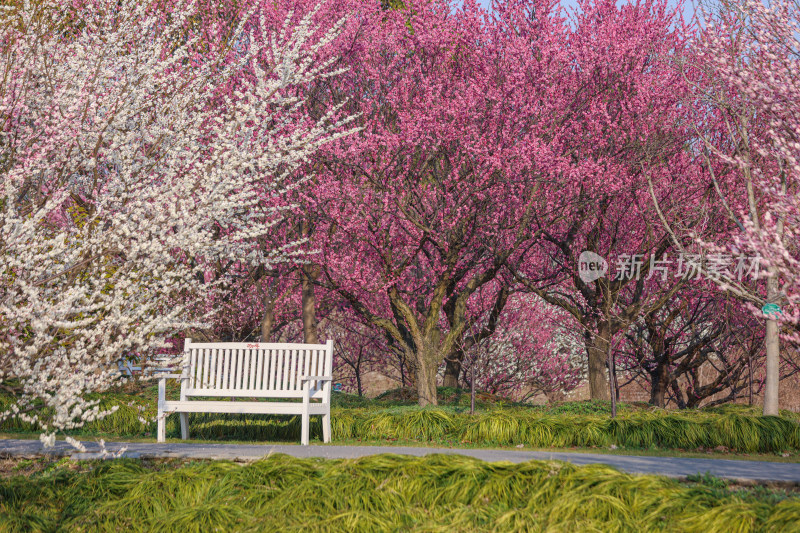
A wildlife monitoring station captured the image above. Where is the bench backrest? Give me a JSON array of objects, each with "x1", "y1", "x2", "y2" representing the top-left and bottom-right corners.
[{"x1": 180, "y1": 339, "x2": 334, "y2": 401}]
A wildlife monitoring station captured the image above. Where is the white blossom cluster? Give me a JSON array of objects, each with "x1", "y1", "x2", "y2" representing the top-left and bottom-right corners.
[{"x1": 0, "y1": 0, "x2": 356, "y2": 447}]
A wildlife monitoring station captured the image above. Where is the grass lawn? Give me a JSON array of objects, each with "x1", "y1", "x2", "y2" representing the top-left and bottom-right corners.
[{"x1": 1, "y1": 453, "x2": 799, "y2": 532}]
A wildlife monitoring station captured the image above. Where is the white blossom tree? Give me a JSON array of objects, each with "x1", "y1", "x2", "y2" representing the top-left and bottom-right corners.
[
  {"x1": 0, "y1": 0, "x2": 356, "y2": 446},
  {"x1": 680, "y1": 0, "x2": 800, "y2": 415}
]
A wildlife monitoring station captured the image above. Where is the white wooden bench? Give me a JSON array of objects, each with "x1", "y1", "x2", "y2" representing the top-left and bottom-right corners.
[{"x1": 156, "y1": 339, "x2": 333, "y2": 445}]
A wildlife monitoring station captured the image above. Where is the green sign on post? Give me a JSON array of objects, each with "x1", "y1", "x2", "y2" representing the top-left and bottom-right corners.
[{"x1": 762, "y1": 303, "x2": 781, "y2": 317}]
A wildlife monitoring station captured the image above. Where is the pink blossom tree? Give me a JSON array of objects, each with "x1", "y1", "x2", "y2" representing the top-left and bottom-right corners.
[
  {"x1": 459, "y1": 292, "x2": 586, "y2": 401},
  {"x1": 309, "y1": 0, "x2": 568, "y2": 406},
  {"x1": 508, "y1": 0, "x2": 705, "y2": 402},
  {"x1": 619, "y1": 289, "x2": 764, "y2": 407}
]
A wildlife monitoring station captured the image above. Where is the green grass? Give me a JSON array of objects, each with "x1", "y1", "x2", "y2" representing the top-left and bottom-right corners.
[
  {"x1": 1, "y1": 454, "x2": 799, "y2": 532},
  {"x1": 2, "y1": 386, "x2": 800, "y2": 455}
]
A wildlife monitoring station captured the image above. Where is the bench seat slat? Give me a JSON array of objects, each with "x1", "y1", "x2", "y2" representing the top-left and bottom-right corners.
[
  {"x1": 209, "y1": 348, "x2": 215, "y2": 389},
  {"x1": 250, "y1": 348, "x2": 257, "y2": 390},
  {"x1": 278, "y1": 349, "x2": 287, "y2": 390},
  {"x1": 235, "y1": 348, "x2": 242, "y2": 390},
  {"x1": 215, "y1": 348, "x2": 223, "y2": 389},
  {"x1": 181, "y1": 388, "x2": 328, "y2": 399},
  {"x1": 310, "y1": 349, "x2": 318, "y2": 391},
  {"x1": 282, "y1": 349, "x2": 290, "y2": 390},
  {"x1": 190, "y1": 348, "x2": 198, "y2": 389},
  {"x1": 250, "y1": 349, "x2": 258, "y2": 390},
  {"x1": 200, "y1": 348, "x2": 207, "y2": 389},
  {"x1": 235, "y1": 348, "x2": 243, "y2": 390},
  {"x1": 162, "y1": 400, "x2": 329, "y2": 415},
  {"x1": 269, "y1": 349, "x2": 278, "y2": 390},
  {"x1": 267, "y1": 349, "x2": 274, "y2": 390},
  {"x1": 289, "y1": 349, "x2": 298, "y2": 391},
  {"x1": 255, "y1": 348, "x2": 264, "y2": 392},
  {"x1": 242, "y1": 349, "x2": 250, "y2": 390},
  {"x1": 267, "y1": 349, "x2": 275, "y2": 390},
  {"x1": 303, "y1": 349, "x2": 311, "y2": 389}
]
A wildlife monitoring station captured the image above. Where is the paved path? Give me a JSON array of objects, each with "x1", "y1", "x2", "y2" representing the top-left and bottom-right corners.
[{"x1": 2, "y1": 438, "x2": 799, "y2": 484}]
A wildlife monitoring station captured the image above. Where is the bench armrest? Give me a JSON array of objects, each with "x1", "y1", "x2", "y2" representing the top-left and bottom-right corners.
[
  {"x1": 153, "y1": 373, "x2": 189, "y2": 379},
  {"x1": 300, "y1": 375, "x2": 333, "y2": 382}
]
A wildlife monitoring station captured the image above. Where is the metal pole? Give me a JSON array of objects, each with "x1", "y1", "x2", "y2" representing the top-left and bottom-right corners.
[{"x1": 470, "y1": 362, "x2": 475, "y2": 415}]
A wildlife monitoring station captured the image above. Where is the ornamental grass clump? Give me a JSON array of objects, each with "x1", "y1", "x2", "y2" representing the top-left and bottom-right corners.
[
  {"x1": 3, "y1": 390, "x2": 799, "y2": 454},
  {"x1": 460, "y1": 410, "x2": 523, "y2": 445},
  {"x1": 1, "y1": 454, "x2": 799, "y2": 532}
]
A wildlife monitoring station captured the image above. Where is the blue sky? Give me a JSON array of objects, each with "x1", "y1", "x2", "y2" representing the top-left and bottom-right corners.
[{"x1": 474, "y1": 0, "x2": 700, "y2": 23}]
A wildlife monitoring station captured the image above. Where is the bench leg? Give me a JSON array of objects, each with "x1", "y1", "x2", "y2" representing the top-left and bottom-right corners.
[
  {"x1": 301, "y1": 412, "x2": 310, "y2": 446},
  {"x1": 157, "y1": 378, "x2": 166, "y2": 442},
  {"x1": 322, "y1": 413, "x2": 331, "y2": 443},
  {"x1": 301, "y1": 381, "x2": 310, "y2": 446},
  {"x1": 180, "y1": 413, "x2": 189, "y2": 440},
  {"x1": 157, "y1": 415, "x2": 166, "y2": 443}
]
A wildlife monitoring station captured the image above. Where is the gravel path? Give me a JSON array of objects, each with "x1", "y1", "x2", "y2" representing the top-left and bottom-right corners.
[{"x1": 2, "y1": 438, "x2": 800, "y2": 483}]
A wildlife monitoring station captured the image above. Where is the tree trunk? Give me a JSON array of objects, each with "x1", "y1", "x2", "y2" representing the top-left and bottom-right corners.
[
  {"x1": 607, "y1": 358, "x2": 617, "y2": 418},
  {"x1": 301, "y1": 264, "x2": 319, "y2": 344},
  {"x1": 403, "y1": 348, "x2": 418, "y2": 389},
  {"x1": 260, "y1": 288, "x2": 276, "y2": 342},
  {"x1": 442, "y1": 353, "x2": 462, "y2": 388},
  {"x1": 764, "y1": 276, "x2": 780, "y2": 416},
  {"x1": 650, "y1": 363, "x2": 670, "y2": 408},
  {"x1": 416, "y1": 342, "x2": 439, "y2": 406},
  {"x1": 585, "y1": 323, "x2": 611, "y2": 401},
  {"x1": 748, "y1": 354, "x2": 754, "y2": 406},
  {"x1": 417, "y1": 358, "x2": 438, "y2": 406},
  {"x1": 613, "y1": 350, "x2": 620, "y2": 402},
  {"x1": 669, "y1": 380, "x2": 687, "y2": 409}
]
